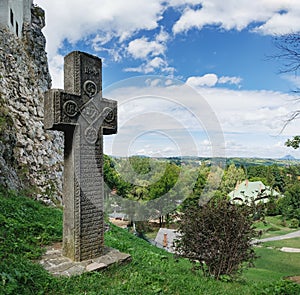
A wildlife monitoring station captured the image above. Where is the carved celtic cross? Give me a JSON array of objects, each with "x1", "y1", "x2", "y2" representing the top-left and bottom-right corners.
[{"x1": 44, "y1": 51, "x2": 117, "y2": 261}]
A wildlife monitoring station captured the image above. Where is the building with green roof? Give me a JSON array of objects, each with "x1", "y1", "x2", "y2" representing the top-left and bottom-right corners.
[{"x1": 228, "y1": 180, "x2": 280, "y2": 205}]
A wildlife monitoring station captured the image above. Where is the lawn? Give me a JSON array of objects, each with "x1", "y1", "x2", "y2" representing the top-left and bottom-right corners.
[
  {"x1": 0, "y1": 189, "x2": 299, "y2": 295},
  {"x1": 261, "y1": 237, "x2": 300, "y2": 249},
  {"x1": 254, "y1": 215, "x2": 299, "y2": 239},
  {"x1": 245, "y1": 246, "x2": 300, "y2": 282}
]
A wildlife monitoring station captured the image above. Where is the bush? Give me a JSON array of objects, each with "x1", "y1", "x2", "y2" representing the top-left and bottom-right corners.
[
  {"x1": 266, "y1": 226, "x2": 280, "y2": 232},
  {"x1": 280, "y1": 219, "x2": 287, "y2": 227},
  {"x1": 290, "y1": 218, "x2": 299, "y2": 228},
  {"x1": 175, "y1": 199, "x2": 258, "y2": 280}
]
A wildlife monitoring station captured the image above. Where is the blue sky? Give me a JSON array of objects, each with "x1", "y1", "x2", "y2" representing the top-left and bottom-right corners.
[{"x1": 35, "y1": 0, "x2": 300, "y2": 158}]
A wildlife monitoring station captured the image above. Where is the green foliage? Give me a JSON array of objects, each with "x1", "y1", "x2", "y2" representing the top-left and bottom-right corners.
[
  {"x1": 176, "y1": 199, "x2": 258, "y2": 280},
  {"x1": 0, "y1": 189, "x2": 62, "y2": 259},
  {"x1": 104, "y1": 156, "x2": 185, "y2": 226},
  {"x1": 220, "y1": 163, "x2": 246, "y2": 194},
  {"x1": 290, "y1": 218, "x2": 299, "y2": 228},
  {"x1": 0, "y1": 106, "x2": 16, "y2": 167},
  {"x1": 0, "y1": 188, "x2": 62, "y2": 294},
  {"x1": 104, "y1": 155, "x2": 300, "y2": 233},
  {"x1": 246, "y1": 164, "x2": 286, "y2": 192},
  {"x1": 1, "y1": 256, "x2": 55, "y2": 295},
  {"x1": 261, "y1": 280, "x2": 300, "y2": 295},
  {"x1": 266, "y1": 226, "x2": 281, "y2": 232},
  {"x1": 182, "y1": 169, "x2": 208, "y2": 208},
  {"x1": 129, "y1": 156, "x2": 151, "y2": 174},
  {"x1": 285, "y1": 136, "x2": 300, "y2": 149},
  {"x1": 280, "y1": 183, "x2": 300, "y2": 221},
  {"x1": 103, "y1": 155, "x2": 132, "y2": 197},
  {"x1": 104, "y1": 156, "x2": 181, "y2": 203}
]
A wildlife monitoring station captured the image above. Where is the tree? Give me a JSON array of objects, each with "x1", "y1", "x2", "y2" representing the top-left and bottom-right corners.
[
  {"x1": 147, "y1": 163, "x2": 180, "y2": 226},
  {"x1": 182, "y1": 169, "x2": 208, "y2": 209},
  {"x1": 274, "y1": 34, "x2": 300, "y2": 75},
  {"x1": 220, "y1": 163, "x2": 246, "y2": 194},
  {"x1": 286, "y1": 136, "x2": 300, "y2": 149},
  {"x1": 273, "y1": 34, "x2": 300, "y2": 145},
  {"x1": 175, "y1": 198, "x2": 258, "y2": 280},
  {"x1": 280, "y1": 182, "x2": 300, "y2": 222},
  {"x1": 103, "y1": 155, "x2": 132, "y2": 198}
]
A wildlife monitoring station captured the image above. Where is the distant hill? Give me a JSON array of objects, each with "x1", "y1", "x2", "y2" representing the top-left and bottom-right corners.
[
  {"x1": 111, "y1": 155, "x2": 300, "y2": 167},
  {"x1": 280, "y1": 155, "x2": 297, "y2": 160}
]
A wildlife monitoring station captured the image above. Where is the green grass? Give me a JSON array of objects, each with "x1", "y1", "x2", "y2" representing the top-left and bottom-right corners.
[
  {"x1": 262, "y1": 237, "x2": 300, "y2": 249},
  {"x1": 0, "y1": 188, "x2": 62, "y2": 294},
  {"x1": 245, "y1": 247, "x2": 300, "y2": 282},
  {"x1": 145, "y1": 228, "x2": 159, "y2": 240},
  {"x1": 0, "y1": 188, "x2": 300, "y2": 295},
  {"x1": 254, "y1": 216, "x2": 299, "y2": 239}
]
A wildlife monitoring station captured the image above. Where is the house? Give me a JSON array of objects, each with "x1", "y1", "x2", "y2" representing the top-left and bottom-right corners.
[
  {"x1": 154, "y1": 228, "x2": 179, "y2": 253},
  {"x1": 228, "y1": 180, "x2": 280, "y2": 205},
  {"x1": 108, "y1": 212, "x2": 128, "y2": 220},
  {"x1": 0, "y1": 0, "x2": 33, "y2": 37}
]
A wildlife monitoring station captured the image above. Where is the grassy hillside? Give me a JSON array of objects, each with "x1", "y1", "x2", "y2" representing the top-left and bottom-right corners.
[
  {"x1": 254, "y1": 216, "x2": 300, "y2": 239},
  {"x1": 0, "y1": 188, "x2": 299, "y2": 294}
]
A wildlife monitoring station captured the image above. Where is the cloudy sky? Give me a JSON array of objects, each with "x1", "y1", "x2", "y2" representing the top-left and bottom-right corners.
[{"x1": 35, "y1": 0, "x2": 300, "y2": 158}]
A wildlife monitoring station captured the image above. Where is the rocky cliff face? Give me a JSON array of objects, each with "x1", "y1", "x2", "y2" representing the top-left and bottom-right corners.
[{"x1": 0, "y1": 5, "x2": 63, "y2": 204}]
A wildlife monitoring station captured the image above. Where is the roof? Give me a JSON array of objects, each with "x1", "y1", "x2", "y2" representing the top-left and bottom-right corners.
[
  {"x1": 154, "y1": 228, "x2": 179, "y2": 253},
  {"x1": 228, "y1": 180, "x2": 279, "y2": 204},
  {"x1": 108, "y1": 212, "x2": 127, "y2": 220}
]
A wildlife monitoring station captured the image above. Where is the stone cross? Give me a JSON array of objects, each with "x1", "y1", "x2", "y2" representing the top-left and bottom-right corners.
[{"x1": 44, "y1": 51, "x2": 117, "y2": 261}]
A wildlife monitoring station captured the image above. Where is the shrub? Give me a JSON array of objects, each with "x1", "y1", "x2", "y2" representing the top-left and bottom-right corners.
[
  {"x1": 290, "y1": 218, "x2": 299, "y2": 228},
  {"x1": 280, "y1": 219, "x2": 287, "y2": 227},
  {"x1": 266, "y1": 226, "x2": 280, "y2": 232},
  {"x1": 175, "y1": 199, "x2": 258, "y2": 280}
]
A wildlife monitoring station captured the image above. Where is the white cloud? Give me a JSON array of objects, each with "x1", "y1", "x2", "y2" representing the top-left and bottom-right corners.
[
  {"x1": 218, "y1": 76, "x2": 242, "y2": 86},
  {"x1": 186, "y1": 74, "x2": 242, "y2": 88},
  {"x1": 48, "y1": 54, "x2": 64, "y2": 89},
  {"x1": 35, "y1": 0, "x2": 164, "y2": 58},
  {"x1": 125, "y1": 28, "x2": 171, "y2": 73},
  {"x1": 34, "y1": 0, "x2": 300, "y2": 89},
  {"x1": 254, "y1": 8, "x2": 300, "y2": 35},
  {"x1": 148, "y1": 57, "x2": 167, "y2": 69},
  {"x1": 186, "y1": 74, "x2": 218, "y2": 87},
  {"x1": 155, "y1": 29, "x2": 170, "y2": 43},
  {"x1": 173, "y1": 0, "x2": 300, "y2": 35},
  {"x1": 127, "y1": 37, "x2": 166, "y2": 59},
  {"x1": 104, "y1": 77, "x2": 300, "y2": 158},
  {"x1": 167, "y1": 0, "x2": 201, "y2": 6},
  {"x1": 124, "y1": 57, "x2": 175, "y2": 74},
  {"x1": 92, "y1": 32, "x2": 114, "y2": 47},
  {"x1": 197, "y1": 87, "x2": 297, "y2": 136},
  {"x1": 37, "y1": 0, "x2": 300, "y2": 59},
  {"x1": 283, "y1": 74, "x2": 300, "y2": 89}
]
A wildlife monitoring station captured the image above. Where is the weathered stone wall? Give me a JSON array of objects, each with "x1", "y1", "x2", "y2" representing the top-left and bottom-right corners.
[{"x1": 0, "y1": 5, "x2": 63, "y2": 204}]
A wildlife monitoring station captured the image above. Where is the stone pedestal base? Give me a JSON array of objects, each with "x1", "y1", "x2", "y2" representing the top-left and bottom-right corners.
[{"x1": 38, "y1": 243, "x2": 131, "y2": 277}]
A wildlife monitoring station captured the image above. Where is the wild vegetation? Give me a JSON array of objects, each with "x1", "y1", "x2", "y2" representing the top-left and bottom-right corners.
[{"x1": 1, "y1": 188, "x2": 300, "y2": 294}]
